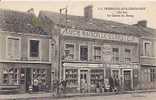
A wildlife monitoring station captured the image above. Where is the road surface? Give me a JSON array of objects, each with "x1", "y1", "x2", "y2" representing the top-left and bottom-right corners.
[{"x1": 26, "y1": 92, "x2": 156, "y2": 100}]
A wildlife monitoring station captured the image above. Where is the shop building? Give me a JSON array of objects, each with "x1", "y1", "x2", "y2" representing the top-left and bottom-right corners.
[
  {"x1": 39, "y1": 5, "x2": 143, "y2": 92},
  {"x1": 0, "y1": 9, "x2": 52, "y2": 93},
  {"x1": 135, "y1": 21, "x2": 156, "y2": 90}
]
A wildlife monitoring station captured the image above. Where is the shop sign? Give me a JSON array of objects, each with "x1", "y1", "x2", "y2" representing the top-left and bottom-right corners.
[
  {"x1": 63, "y1": 63, "x2": 103, "y2": 68},
  {"x1": 61, "y1": 28, "x2": 139, "y2": 43}
]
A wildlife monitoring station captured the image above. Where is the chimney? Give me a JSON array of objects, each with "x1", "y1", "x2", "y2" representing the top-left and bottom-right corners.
[
  {"x1": 136, "y1": 20, "x2": 147, "y2": 27},
  {"x1": 84, "y1": 5, "x2": 93, "y2": 21}
]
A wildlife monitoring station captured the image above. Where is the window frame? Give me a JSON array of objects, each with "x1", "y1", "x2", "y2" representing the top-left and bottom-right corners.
[
  {"x1": 63, "y1": 42, "x2": 76, "y2": 60},
  {"x1": 6, "y1": 36, "x2": 21, "y2": 60},
  {"x1": 28, "y1": 38, "x2": 41, "y2": 60},
  {"x1": 112, "y1": 47, "x2": 119, "y2": 63},
  {"x1": 124, "y1": 48, "x2": 132, "y2": 63},
  {"x1": 79, "y1": 44, "x2": 88, "y2": 61},
  {"x1": 93, "y1": 45, "x2": 102, "y2": 61},
  {"x1": 143, "y1": 40, "x2": 152, "y2": 57}
]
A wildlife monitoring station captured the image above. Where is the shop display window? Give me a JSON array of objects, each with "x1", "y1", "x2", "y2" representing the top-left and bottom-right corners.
[
  {"x1": 32, "y1": 68, "x2": 48, "y2": 91},
  {"x1": 65, "y1": 69, "x2": 78, "y2": 87},
  {"x1": 90, "y1": 69, "x2": 104, "y2": 85},
  {"x1": 2, "y1": 67, "x2": 19, "y2": 85}
]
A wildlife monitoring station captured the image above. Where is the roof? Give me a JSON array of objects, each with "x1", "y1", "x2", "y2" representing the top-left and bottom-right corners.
[
  {"x1": 0, "y1": 9, "x2": 47, "y2": 35},
  {"x1": 39, "y1": 11, "x2": 152, "y2": 36}
]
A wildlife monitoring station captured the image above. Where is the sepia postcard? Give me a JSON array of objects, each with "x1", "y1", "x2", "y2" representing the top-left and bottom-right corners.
[{"x1": 0, "y1": 0, "x2": 156, "y2": 100}]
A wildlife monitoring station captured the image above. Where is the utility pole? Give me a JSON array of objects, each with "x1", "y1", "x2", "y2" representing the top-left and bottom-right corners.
[{"x1": 58, "y1": 7, "x2": 68, "y2": 82}]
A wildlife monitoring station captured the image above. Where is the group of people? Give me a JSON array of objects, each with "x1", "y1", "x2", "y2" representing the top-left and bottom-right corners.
[{"x1": 53, "y1": 79, "x2": 67, "y2": 95}]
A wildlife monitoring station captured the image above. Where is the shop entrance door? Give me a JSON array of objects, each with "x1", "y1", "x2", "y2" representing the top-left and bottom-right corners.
[
  {"x1": 25, "y1": 68, "x2": 31, "y2": 92},
  {"x1": 123, "y1": 70, "x2": 132, "y2": 90},
  {"x1": 80, "y1": 70, "x2": 89, "y2": 92}
]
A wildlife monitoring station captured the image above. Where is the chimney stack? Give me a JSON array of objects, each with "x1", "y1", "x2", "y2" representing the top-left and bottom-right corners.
[
  {"x1": 137, "y1": 20, "x2": 147, "y2": 27},
  {"x1": 84, "y1": 5, "x2": 93, "y2": 21}
]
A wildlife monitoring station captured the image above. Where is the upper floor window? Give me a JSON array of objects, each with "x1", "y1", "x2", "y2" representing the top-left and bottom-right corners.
[
  {"x1": 143, "y1": 41, "x2": 152, "y2": 56},
  {"x1": 93, "y1": 46, "x2": 101, "y2": 61},
  {"x1": 112, "y1": 48, "x2": 119, "y2": 63},
  {"x1": 125, "y1": 48, "x2": 131, "y2": 63},
  {"x1": 80, "y1": 45, "x2": 88, "y2": 61},
  {"x1": 64, "y1": 44, "x2": 75, "y2": 60},
  {"x1": 7, "y1": 37, "x2": 20, "y2": 59},
  {"x1": 29, "y1": 40, "x2": 40, "y2": 58}
]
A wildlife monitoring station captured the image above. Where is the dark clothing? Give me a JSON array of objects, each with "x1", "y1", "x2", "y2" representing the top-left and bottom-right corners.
[{"x1": 109, "y1": 77, "x2": 114, "y2": 92}]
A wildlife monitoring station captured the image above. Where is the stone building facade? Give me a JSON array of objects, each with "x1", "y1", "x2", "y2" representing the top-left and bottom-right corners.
[
  {"x1": 0, "y1": 9, "x2": 52, "y2": 93},
  {"x1": 39, "y1": 6, "x2": 144, "y2": 93}
]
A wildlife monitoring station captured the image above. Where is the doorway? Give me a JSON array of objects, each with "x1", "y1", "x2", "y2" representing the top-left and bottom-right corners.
[
  {"x1": 25, "y1": 68, "x2": 31, "y2": 92},
  {"x1": 123, "y1": 70, "x2": 132, "y2": 90},
  {"x1": 80, "y1": 70, "x2": 89, "y2": 92}
]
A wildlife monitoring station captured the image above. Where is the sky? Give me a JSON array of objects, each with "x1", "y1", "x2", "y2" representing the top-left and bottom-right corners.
[{"x1": 0, "y1": 0, "x2": 156, "y2": 29}]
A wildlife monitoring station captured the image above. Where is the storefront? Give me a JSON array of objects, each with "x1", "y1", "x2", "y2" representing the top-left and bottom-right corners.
[
  {"x1": 63, "y1": 62, "x2": 139, "y2": 92},
  {"x1": 0, "y1": 63, "x2": 51, "y2": 93},
  {"x1": 63, "y1": 63, "x2": 105, "y2": 93}
]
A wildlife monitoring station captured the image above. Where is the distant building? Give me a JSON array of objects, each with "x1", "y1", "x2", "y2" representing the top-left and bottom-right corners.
[
  {"x1": 0, "y1": 9, "x2": 52, "y2": 93},
  {"x1": 39, "y1": 5, "x2": 143, "y2": 92}
]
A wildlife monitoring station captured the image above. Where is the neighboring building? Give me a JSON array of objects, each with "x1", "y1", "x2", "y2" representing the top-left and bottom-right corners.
[
  {"x1": 39, "y1": 5, "x2": 143, "y2": 92},
  {"x1": 134, "y1": 20, "x2": 156, "y2": 90},
  {"x1": 0, "y1": 9, "x2": 52, "y2": 93}
]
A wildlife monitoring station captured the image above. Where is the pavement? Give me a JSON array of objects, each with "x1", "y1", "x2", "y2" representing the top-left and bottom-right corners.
[{"x1": 0, "y1": 89, "x2": 156, "y2": 100}]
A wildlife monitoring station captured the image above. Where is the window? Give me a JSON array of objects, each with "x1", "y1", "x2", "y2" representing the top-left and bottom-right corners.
[
  {"x1": 94, "y1": 46, "x2": 101, "y2": 61},
  {"x1": 80, "y1": 46, "x2": 88, "y2": 61},
  {"x1": 29, "y1": 40, "x2": 40, "y2": 57},
  {"x1": 2, "y1": 67, "x2": 19, "y2": 85},
  {"x1": 112, "y1": 48, "x2": 119, "y2": 63},
  {"x1": 7, "y1": 37, "x2": 20, "y2": 59},
  {"x1": 144, "y1": 41, "x2": 152, "y2": 56},
  {"x1": 64, "y1": 44, "x2": 75, "y2": 60},
  {"x1": 125, "y1": 49, "x2": 131, "y2": 63},
  {"x1": 150, "y1": 68, "x2": 156, "y2": 82}
]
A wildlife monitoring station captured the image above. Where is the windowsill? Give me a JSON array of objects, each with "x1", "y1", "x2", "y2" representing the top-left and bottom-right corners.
[
  {"x1": 28, "y1": 57, "x2": 41, "y2": 61},
  {"x1": 141, "y1": 56, "x2": 156, "y2": 59}
]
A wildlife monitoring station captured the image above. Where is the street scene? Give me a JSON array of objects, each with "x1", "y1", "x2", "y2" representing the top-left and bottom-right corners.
[{"x1": 0, "y1": 0, "x2": 156, "y2": 100}]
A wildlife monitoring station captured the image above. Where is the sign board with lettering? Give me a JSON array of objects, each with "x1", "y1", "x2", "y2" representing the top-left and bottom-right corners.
[{"x1": 61, "y1": 28, "x2": 139, "y2": 43}]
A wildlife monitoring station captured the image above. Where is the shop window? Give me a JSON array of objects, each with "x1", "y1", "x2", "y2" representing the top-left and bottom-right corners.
[
  {"x1": 90, "y1": 69, "x2": 104, "y2": 85},
  {"x1": 80, "y1": 46, "x2": 88, "y2": 61},
  {"x1": 112, "y1": 48, "x2": 119, "y2": 63},
  {"x1": 7, "y1": 37, "x2": 20, "y2": 59},
  {"x1": 150, "y1": 68, "x2": 156, "y2": 82},
  {"x1": 144, "y1": 41, "x2": 152, "y2": 56},
  {"x1": 29, "y1": 40, "x2": 40, "y2": 58},
  {"x1": 64, "y1": 44, "x2": 75, "y2": 60},
  {"x1": 32, "y1": 68, "x2": 48, "y2": 91},
  {"x1": 2, "y1": 67, "x2": 19, "y2": 85},
  {"x1": 65, "y1": 69, "x2": 78, "y2": 87},
  {"x1": 94, "y1": 46, "x2": 101, "y2": 61},
  {"x1": 125, "y1": 49, "x2": 131, "y2": 63}
]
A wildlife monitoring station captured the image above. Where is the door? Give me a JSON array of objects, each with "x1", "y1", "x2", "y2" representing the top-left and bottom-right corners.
[
  {"x1": 123, "y1": 70, "x2": 132, "y2": 90},
  {"x1": 25, "y1": 68, "x2": 31, "y2": 92},
  {"x1": 80, "y1": 70, "x2": 89, "y2": 92}
]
